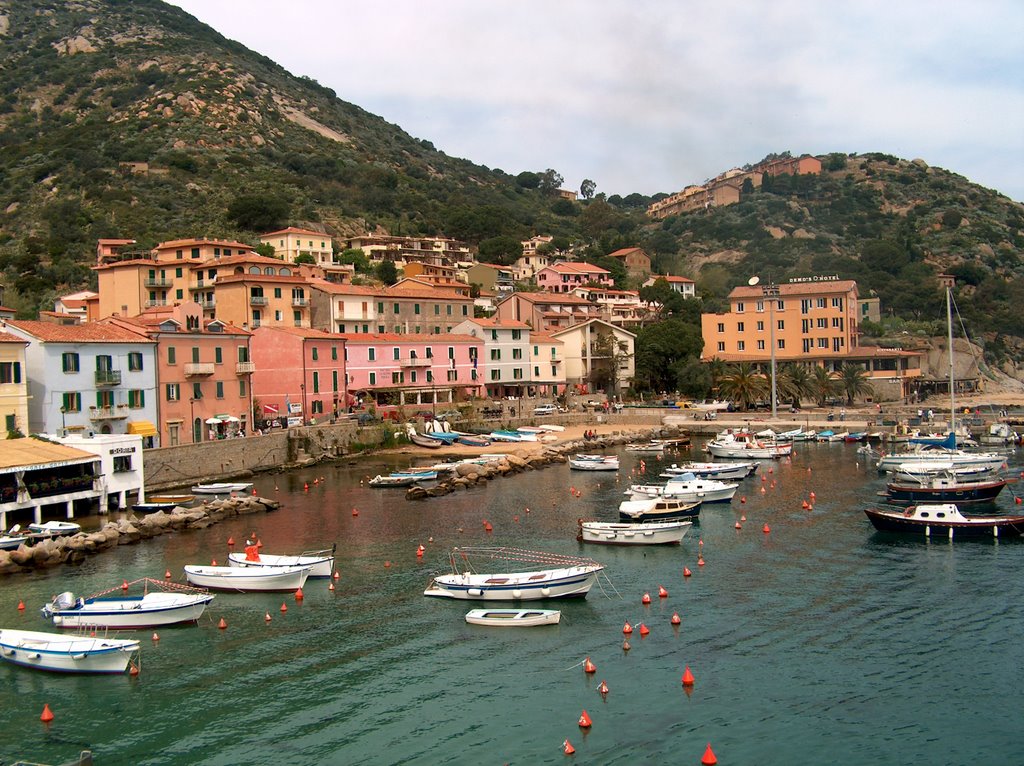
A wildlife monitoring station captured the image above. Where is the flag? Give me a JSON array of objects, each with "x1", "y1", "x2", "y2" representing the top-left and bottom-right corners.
[{"x1": 263, "y1": 404, "x2": 279, "y2": 415}]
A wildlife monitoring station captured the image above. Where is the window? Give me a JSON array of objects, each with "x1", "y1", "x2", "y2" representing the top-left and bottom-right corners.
[
  {"x1": 414, "y1": 304, "x2": 421, "y2": 315},
  {"x1": 512, "y1": 348, "x2": 522, "y2": 359},
  {"x1": 512, "y1": 368, "x2": 523, "y2": 380},
  {"x1": 391, "y1": 372, "x2": 403, "y2": 384},
  {"x1": 312, "y1": 371, "x2": 320, "y2": 394},
  {"x1": 215, "y1": 382, "x2": 224, "y2": 399},
  {"x1": 462, "y1": 305, "x2": 468, "y2": 316},
  {"x1": 113, "y1": 455, "x2": 133, "y2": 473},
  {"x1": 817, "y1": 318, "x2": 827, "y2": 329},
  {"x1": 471, "y1": 369, "x2": 478, "y2": 380},
  {"x1": 737, "y1": 322, "x2": 744, "y2": 332},
  {"x1": 534, "y1": 365, "x2": 540, "y2": 377},
  {"x1": 332, "y1": 370, "x2": 338, "y2": 392},
  {"x1": 312, "y1": 348, "x2": 319, "y2": 361},
  {"x1": 446, "y1": 305, "x2": 452, "y2": 316},
  {"x1": 214, "y1": 347, "x2": 223, "y2": 364},
  {"x1": 190, "y1": 347, "x2": 199, "y2": 364},
  {"x1": 490, "y1": 370, "x2": 500, "y2": 381},
  {"x1": 832, "y1": 297, "x2": 843, "y2": 309},
  {"x1": 167, "y1": 347, "x2": 176, "y2": 365},
  {"x1": 490, "y1": 349, "x2": 501, "y2": 361},
  {"x1": 737, "y1": 341, "x2": 745, "y2": 351},
  {"x1": 551, "y1": 365, "x2": 557, "y2": 377},
  {"x1": 176, "y1": 289, "x2": 183, "y2": 300},
  {"x1": 368, "y1": 348, "x2": 376, "y2": 362},
  {"x1": 736, "y1": 302, "x2": 744, "y2": 313},
  {"x1": 832, "y1": 338, "x2": 844, "y2": 352},
  {"x1": 377, "y1": 302, "x2": 384, "y2": 314},
  {"x1": 832, "y1": 317, "x2": 843, "y2": 329},
  {"x1": 816, "y1": 298, "x2": 826, "y2": 308},
  {"x1": 128, "y1": 352, "x2": 143, "y2": 371},
  {"x1": 756, "y1": 321, "x2": 764, "y2": 332},
  {"x1": 803, "y1": 339, "x2": 812, "y2": 353},
  {"x1": 293, "y1": 311, "x2": 301, "y2": 325},
  {"x1": 447, "y1": 370, "x2": 458, "y2": 382},
  {"x1": 369, "y1": 372, "x2": 376, "y2": 385},
  {"x1": 62, "y1": 352, "x2": 80, "y2": 373},
  {"x1": 777, "y1": 320, "x2": 784, "y2": 331},
  {"x1": 717, "y1": 323, "x2": 725, "y2": 333},
  {"x1": 4, "y1": 414, "x2": 14, "y2": 432},
  {"x1": 777, "y1": 339, "x2": 785, "y2": 350},
  {"x1": 96, "y1": 390, "x2": 114, "y2": 409},
  {"x1": 410, "y1": 371, "x2": 417, "y2": 383},
  {"x1": 378, "y1": 326, "x2": 385, "y2": 333},
  {"x1": 511, "y1": 330, "x2": 522, "y2": 340},
  {"x1": 817, "y1": 338, "x2": 828, "y2": 348},
  {"x1": 128, "y1": 390, "x2": 145, "y2": 408},
  {"x1": 192, "y1": 382, "x2": 202, "y2": 399},
  {"x1": 533, "y1": 345, "x2": 539, "y2": 356},
  {"x1": 175, "y1": 267, "x2": 183, "y2": 278},
  {"x1": 274, "y1": 287, "x2": 282, "y2": 299},
  {"x1": 426, "y1": 370, "x2": 433, "y2": 383},
  {"x1": 434, "y1": 304, "x2": 440, "y2": 315},
  {"x1": 0, "y1": 362, "x2": 21, "y2": 384},
  {"x1": 756, "y1": 300, "x2": 764, "y2": 312},
  {"x1": 801, "y1": 299, "x2": 811, "y2": 314},
  {"x1": 757, "y1": 340, "x2": 765, "y2": 350},
  {"x1": 62, "y1": 392, "x2": 81, "y2": 412},
  {"x1": 165, "y1": 384, "x2": 180, "y2": 401},
  {"x1": 393, "y1": 347, "x2": 400, "y2": 360},
  {"x1": 331, "y1": 346, "x2": 338, "y2": 361},
  {"x1": 802, "y1": 319, "x2": 811, "y2": 333},
  {"x1": 393, "y1": 303, "x2": 400, "y2": 314},
  {"x1": 311, "y1": 400, "x2": 324, "y2": 415},
  {"x1": 239, "y1": 380, "x2": 247, "y2": 397}
]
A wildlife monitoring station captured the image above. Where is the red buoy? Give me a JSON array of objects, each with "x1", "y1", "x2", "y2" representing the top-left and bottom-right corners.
[
  {"x1": 210, "y1": 559, "x2": 217, "y2": 567},
  {"x1": 697, "y1": 556, "x2": 705, "y2": 567},
  {"x1": 227, "y1": 537, "x2": 235, "y2": 546},
  {"x1": 152, "y1": 632, "x2": 160, "y2": 641},
  {"x1": 218, "y1": 618, "x2": 227, "y2": 630},
  {"x1": 641, "y1": 592, "x2": 651, "y2": 605},
  {"x1": 622, "y1": 639, "x2": 631, "y2": 651},
  {"x1": 598, "y1": 679, "x2": 609, "y2": 695},
  {"x1": 683, "y1": 567, "x2": 692, "y2": 577},
  {"x1": 658, "y1": 585, "x2": 668, "y2": 598},
  {"x1": 623, "y1": 621, "x2": 633, "y2": 635},
  {"x1": 734, "y1": 521, "x2": 742, "y2": 529},
  {"x1": 584, "y1": 657, "x2": 596, "y2": 674},
  {"x1": 280, "y1": 602, "x2": 288, "y2": 613},
  {"x1": 484, "y1": 521, "x2": 493, "y2": 532},
  {"x1": 352, "y1": 508, "x2": 359, "y2": 516},
  {"x1": 682, "y1": 665, "x2": 695, "y2": 686},
  {"x1": 740, "y1": 515, "x2": 747, "y2": 522},
  {"x1": 639, "y1": 623, "x2": 650, "y2": 637},
  {"x1": 17, "y1": 600, "x2": 24, "y2": 611},
  {"x1": 40, "y1": 704, "x2": 54, "y2": 723},
  {"x1": 671, "y1": 612, "x2": 681, "y2": 625},
  {"x1": 294, "y1": 588, "x2": 304, "y2": 601},
  {"x1": 129, "y1": 662, "x2": 140, "y2": 677},
  {"x1": 763, "y1": 524, "x2": 771, "y2": 533},
  {"x1": 265, "y1": 612, "x2": 272, "y2": 622},
  {"x1": 563, "y1": 739, "x2": 575, "y2": 755},
  {"x1": 810, "y1": 491, "x2": 816, "y2": 499},
  {"x1": 164, "y1": 570, "x2": 172, "y2": 580},
  {"x1": 701, "y1": 742, "x2": 718, "y2": 765},
  {"x1": 740, "y1": 496, "x2": 746, "y2": 503},
  {"x1": 328, "y1": 582, "x2": 335, "y2": 591},
  {"x1": 577, "y1": 709, "x2": 592, "y2": 728},
  {"x1": 121, "y1": 580, "x2": 129, "y2": 591},
  {"x1": 384, "y1": 561, "x2": 391, "y2": 568},
  {"x1": 416, "y1": 548, "x2": 424, "y2": 558},
  {"x1": 761, "y1": 475, "x2": 767, "y2": 483},
  {"x1": 303, "y1": 483, "x2": 309, "y2": 492}
]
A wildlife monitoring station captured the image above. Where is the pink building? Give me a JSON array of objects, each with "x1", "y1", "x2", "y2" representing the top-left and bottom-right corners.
[
  {"x1": 340, "y1": 333, "x2": 483, "y2": 407},
  {"x1": 250, "y1": 326, "x2": 347, "y2": 426},
  {"x1": 536, "y1": 262, "x2": 613, "y2": 293}
]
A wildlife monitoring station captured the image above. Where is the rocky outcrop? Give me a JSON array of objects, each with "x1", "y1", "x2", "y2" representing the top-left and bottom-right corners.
[{"x1": 0, "y1": 496, "x2": 280, "y2": 576}]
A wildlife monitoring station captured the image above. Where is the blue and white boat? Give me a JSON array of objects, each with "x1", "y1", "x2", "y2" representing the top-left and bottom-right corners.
[
  {"x1": 0, "y1": 628, "x2": 139, "y2": 674},
  {"x1": 42, "y1": 579, "x2": 214, "y2": 629}
]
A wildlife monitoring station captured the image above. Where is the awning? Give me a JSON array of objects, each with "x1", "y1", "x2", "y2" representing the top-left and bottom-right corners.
[{"x1": 127, "y1": 421, "x2": 158, "y2": 437}]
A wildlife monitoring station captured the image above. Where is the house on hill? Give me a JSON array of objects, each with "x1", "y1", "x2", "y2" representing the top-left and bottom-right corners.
[{"x1": 606, "y1": 248, "x2": 651, "y2": 278}]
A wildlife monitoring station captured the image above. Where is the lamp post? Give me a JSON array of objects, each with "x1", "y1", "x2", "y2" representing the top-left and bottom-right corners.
[
  {"x1": 59, "y1": 407, "x2": 66, "y2": 436},
  {"x1": 749, "y1": 276, "x2": 779, "y2": 421},
  {"x1": 300, "y1": 384, "x2": 307, "y2": 425},
  {"x1": 189, "y1": 397, "x2": 197, "y2": 443}
]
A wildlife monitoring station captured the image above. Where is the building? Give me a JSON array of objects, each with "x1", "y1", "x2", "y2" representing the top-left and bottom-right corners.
[
  {"x1": 550, "y1": 319, "x2": 635, "y2": 396},
  {"x1": 452, "y1": 318, "x2": 531, "y2": 399},
  {"x1": 51, "y1": 432, "x2": 146, "y2": 511},
  {"x1": 250, "y1": 326, "x2": 346, "y2": 427},
  {"x1": 642, "y1": 275, "x2": 696, "y2": 298},
  {"x1": 647, "y1": 182, "x2": 742, "y2": 219},
  {"x1": 513, "y1": 238, "x2": 553, "y2": 282},
  {"x1": 465, "y1": 263, "x2": 515, "y2": 295},
  {"x1": 606, "y1": 247, "x2": 651, "y2": 278},
  {"x1": 189, "y1": 253, "x2": 313, "y2": 330},
  {"x1": 570, "y1": 287, "x2": 648, "y2": 327},
  {"x1": 528, "y1": 332, "x2": 566, "y2": 396},
  {"x1": 0, "y1": 439, "x2": 103, "y2": 528},
  {"x1": 308, "y1": 281, "x2": 473, "y2": 335},
  {"x1": 858, "y1": 296, "x2": 881, "y2": 324},
  {"x1": 340, "y1": 333, "x2": 483, "y2": 407},
  {"x1": 3, "y1": 320, "x2": 159, "y2": 443},
  {"x1": 54, "y1": 291, "x2": 97, "y2": 322},
  {"x1": 536, "y1": 262, "x2": 613, "y2": 293},
  {"x1": 403, "y1": 262, "x2": 466, "y2": 290},
  {"x1": 0, "y1": 332, "x2": 29, "y2": 436},
  {"x1": 494, "y1": 292, "x2": 603, "y2": 332},
  {"x1": 258, "y1": 227, "x2": 332, "y2": 268},
  {"x1": 757, "y1": 155, "x2": 822, "y2": 178},
  {"x1": 345, "y1": 235, "x2": 471, "y2": 268}
]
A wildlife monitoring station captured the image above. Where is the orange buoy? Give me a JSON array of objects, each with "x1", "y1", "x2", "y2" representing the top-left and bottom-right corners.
[
  {"x1": 333, "y1": 571, "x2": 340, "y2": 580},
  {"x1": 770, "y1": 481, "x2": 776, "y2": 489},
  {"x1": 671, "y1": 612, "x2": 681, "y2": 625},
  {"x1": 164, "y1": 570, "x2": 172, "y2": 580},
  {"x1": 683, "y1": 567, "x2": 692, "y2": 577},
  {"x1": 152, "y1": 632, "x2": 160, "y2": 641},
  {"x1": 639, "y1": 623, "x2": 650, "y2": 637},
  {"x1": 303, "y1": 483, "x2": 309, "y2": 492},
  {"x1": 641, "y1": 592, "x2": 651, "y2": 604},
  {"x1": 328, "y1": 582, "x2": 335, "y2": 591},
  {"x1": 658, "y1": 585, "x2": 668, "y2": 598},
  {"x1": 384, "y1": 561, "x2": 391, "y2": 568},
  {"x1": 210, "y1": 559, "x2": 217, "y2": 566},
  {"x1": 734, "y1": 522, "x2": 742, "y2": 529},
  {"x1": 801, "y1": 500, "x2": 809, "y2": 509},
  {"x1": 577, "y1": 709, "x2": 592, "y2": 728},
  {"x1": 701, "y1": 742, "x2": 718, "y2": 765},
  {"x1": 416, "y1": 548, "x2": 424, "y2": 558},
  {"x1": 313, "y1": 478, "x2": 319, "y2": 485},
  {"x1": 563, "y1": 739, "x2": 575, "y2": 755},
  {"x1": 17, "y1": 600, "x2": 25, "y2": 611},
  {"x1": 265, "y1": 612, "x2": 272, "y2": 622},
  {"x1": 218, "y1": 618, "x2": 227, "y2": 630},
  {"x1": 40, "y1": 704, "x2": 54, "y2": 723},
  {"x1": 129, "y1": 662, "x2": 140, "y2": 677},
  {"x1": 121, "y1": 580, "x2": 129, "y2": 591},
  {"x1": 252, "y1": 488, "x2": 258, "y2": 496},
  {"x1": 740, "y1": 496, "x2": 746, "y2": 503},
  {"x1": 484, "y1": 521, "x2": 493, "y2": 532},
  {"x1": 294, "y1": 587, "x2": 304, "y2": 601},
  {"x1": 584, "y1": 657, "x2": 596, "y2": 674},
  {"x1": 622, "y1": 621, "x2": 633, "y2": 634},
  {"x1": 622, "y1": 639, "x2": 631, "y2": 651},
  {"x1": 280, "y1": 602, "x2": 288, "y2": 613},
  {"x1": 1016, "y1": 497, "x2": 1022, "y2": 505},
  {"x1": 740, "y1": 515, "x2": 747, "y2": 522},
  {"x1": 760, "y1": 486, "x2": 767, "y2": 494},
  {"x1": 227, "y1": 537, "x2": 235, "y2": 546},
  {"x1": 352, "y1": 508, "x2": 359, "y2": 516},
  {"x1": 763, "y1": 524, "x2": 771, "y2": 533},
  {"x1": 810, "y1": 491, "x2": 816, "y2": 499},
  {"x1": 513, "y1": 515, "x2": 519, "y2": 522},
  {"x1": 807, "y1": 504, "x2": 814, "y2": 511},
  {"x1": 761, "y1": 475, "x2": 767, "y2": 483},
  {"x1": 697, "y1": 556, "x2": 705, "y2": 567},
  {"x1": 682, "y1": 665, "x2": 695, "y2": 686},
  {"x1": 598, "y1": 680, "x2": 609, "y2": 696}
]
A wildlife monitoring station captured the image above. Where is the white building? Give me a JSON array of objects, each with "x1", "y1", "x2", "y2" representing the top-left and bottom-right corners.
[
  {"x1": 452, "y1": 317, "x2": 531, "y2": 398},
  {"x1": 550, "y1": 319, "x2": 636, "y2": 396},
  {"x1": 642, "y1": 275, "x2": 696, "y2": 298},
  {"x1": 51, "y1": 432, "x2": 146, "y2": 510},
  {"x1": 3, "y1": 320, "x2": 159, "y2": 445}
]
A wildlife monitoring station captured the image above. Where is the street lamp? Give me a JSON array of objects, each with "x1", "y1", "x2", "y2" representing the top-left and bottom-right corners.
[
  {"x1": 749, "y1": 276, "x2": 779, "y2": 421},
  {"x1": 189, "y1": 398, "x2": 197, "y2": 443},
  {"x1": 59, "y1": 406, "x2": 66, "y2": 436}
]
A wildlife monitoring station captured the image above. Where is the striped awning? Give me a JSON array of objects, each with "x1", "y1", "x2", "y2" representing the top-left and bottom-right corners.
[{"x1": 127, "y1": 421, "x2": 158, "y2": 437}]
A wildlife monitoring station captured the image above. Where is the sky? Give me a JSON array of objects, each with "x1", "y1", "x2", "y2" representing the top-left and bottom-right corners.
[{"x1": 168, "y1": 1, "x2": 1024, "y2": 202}]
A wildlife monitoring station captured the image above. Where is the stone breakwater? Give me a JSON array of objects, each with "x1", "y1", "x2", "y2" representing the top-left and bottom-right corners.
[
  {"x1": 405, "y1": 427, "x2": 674, "y2": 500},
  {"x1": 0, "y1": 496, "x2": 280, "y2": 576}
]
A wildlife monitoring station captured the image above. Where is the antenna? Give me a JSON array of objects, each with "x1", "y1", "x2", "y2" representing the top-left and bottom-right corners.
[{"x1": 747, "y1": 276, "x2": 760, "y2": 286}]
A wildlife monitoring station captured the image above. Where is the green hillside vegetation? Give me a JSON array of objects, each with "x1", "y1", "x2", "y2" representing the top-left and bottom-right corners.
[{"x1": 1, "y1": 1, "x2": 1022, "y2": 383}]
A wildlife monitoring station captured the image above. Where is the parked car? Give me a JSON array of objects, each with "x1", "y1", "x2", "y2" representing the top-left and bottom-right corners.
[{"x1": 533, "y1": 404, "x2": 557, "y2": 416}]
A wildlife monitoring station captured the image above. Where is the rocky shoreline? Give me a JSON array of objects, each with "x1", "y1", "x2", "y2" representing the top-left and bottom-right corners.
[{"x1": 0, "y1": 496, "x2": 280, "y2": 576}]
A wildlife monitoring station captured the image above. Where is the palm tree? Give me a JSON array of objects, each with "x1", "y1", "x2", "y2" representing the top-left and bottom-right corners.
[
  {"x1": 706, "y1": 357, "x2": 728, "y2": 396},
  {"x1": 717, "y1": 362, "x2": 768, "y2": 411},
  {"x1": 779, "y1": 363, "x2": 813, "y2": 409},
  {"x1": 810, "y1": 366, "x2": 839, "y2": 407},
  {"x1": 837, "y1": 363, "x2": 874, "y2": 405}
]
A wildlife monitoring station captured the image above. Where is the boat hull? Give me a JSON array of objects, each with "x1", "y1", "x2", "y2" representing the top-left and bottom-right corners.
[
  {"x1": 228, "y1": 551, "x2": 335, "y2": 578},
  {"x1": 578, "y1": 520, "x2": 691, "y2": 545},
  {"x1": 464, "y1": 609, "x2": 561, "y2": 626},
  {"x1": 618, "y1": 499, "x2": 702, "y2": 522},
  {"x1": 629, "y1": 483, "x2": 736, "y2": 504},
  {"x1": 44, "y1": 592, "x2": 215, "y2": 629},
  {"x1": 184, "y1": 564, "x2": 311, "y2": 592},
  {"x1": 0, "y1": 629, "x2": 138, "y2": 674},
  {"x1": 864, "y1": 508, "x2": 1024, "y2": 538},
  {"x1": 424, "y1": 566, "x2": 603, "y2": 601},
  {"x1": 191, "y1": 483, "x2": 252, "y2": 494},
  {"x1": 884, "y1": 481, "x2": 1008, "y2": 505},
  {"x1": 663, "y1": 462, "x2": 756, "y2": 480},
  {"x1": 569, "y1": 458, "x2": 619, "y2": 471}
]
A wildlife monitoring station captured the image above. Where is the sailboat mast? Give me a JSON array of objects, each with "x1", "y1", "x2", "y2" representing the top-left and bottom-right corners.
[{"x1": 947, "y1": 285, "x2": 955, "y2": 434}]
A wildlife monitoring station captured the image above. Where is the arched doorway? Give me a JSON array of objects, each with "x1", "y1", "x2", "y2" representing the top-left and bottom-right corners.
[{"x1": 193, "y1": 417, "x2": 203, "y2": 443}]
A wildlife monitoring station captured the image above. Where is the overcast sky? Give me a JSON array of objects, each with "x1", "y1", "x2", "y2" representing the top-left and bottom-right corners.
[{"x1": 168, "y1": 1, "x2": 1024, "y2": 202}]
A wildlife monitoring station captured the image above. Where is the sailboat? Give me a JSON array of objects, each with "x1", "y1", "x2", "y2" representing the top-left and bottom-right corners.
[{"x1": 876, "y1": 285, "x2": 1006, "y2": 474}]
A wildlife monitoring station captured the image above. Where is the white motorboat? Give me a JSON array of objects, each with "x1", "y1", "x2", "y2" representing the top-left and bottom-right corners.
[
  {"x1": 464, "y1": 608, "x2": 561, "y2": 627},
  {"x1": 368, "y1": 474, "x2": 422, "y2": 488},
  {"x1": 577, "y1": 519, "x2": 692, "y2": 545},
  {"x1": 0, "y1": 524, "x2": 30, "y2": 551},
  {"x1": 706, "y1": 431, "x2": 792, "y2": 459},
  {"x1": 184, "y1": 563, "x2": 312, "y2": 592},
  {"x1": 627, "y1": 473, "x2": 737, "y2": 503},
  {"x1": 618, "y1": 497, "x2": 702, "y2": 522},
  {"x1": 662, "y1": 462, "x2": 757, "y2": 480},
  {"x1": 42, "y1": 579, "x2": 214, "y2": 629},
  {"x1": 228, "y1": 543, "x2": 335, "y2": 578},
  {"x1": 864, "y1": 503, "x2": 1024, "y2": 539},
  {"x1": 875, "y1": 435, "x2": 1007, "y2": 474},
  {"x1": 624, "y1": 442, "x2": 666, "y2": 454},
  {"x1": 0, "y1": 628, "x2": 139, "y2": 674},
  {"x1": 191, "y1": 482, "x2": 253, "y2": 495},
  {"x1": 569, "y1": 455, "x2": 619, "y2": 471},
  {"x1": 424, "y1": 547, "x2": 604, "y2": 601},
  {"x1": 27, "y1": 520, "x2": 82, "y2": 537}
]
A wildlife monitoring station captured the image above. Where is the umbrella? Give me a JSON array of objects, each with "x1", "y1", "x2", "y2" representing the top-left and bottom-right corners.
[
  {"x1": 205, "y1": 417, "x2": 222, "y2": 425},
  {"x1": 224, "y1": 415, "x2": 241, "y2": 423}
]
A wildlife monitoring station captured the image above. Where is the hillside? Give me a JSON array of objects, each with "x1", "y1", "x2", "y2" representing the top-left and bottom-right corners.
[{"x1": 1, "y1": 1, "x2": 1022, "y2": 363}]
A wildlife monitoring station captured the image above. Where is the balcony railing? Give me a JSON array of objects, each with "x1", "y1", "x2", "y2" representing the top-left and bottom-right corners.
[
  {"x1": 144, "y1": 277, "x2": 173, "y2": 288},
  {"x1": 399, "y1": 357, "x2": 431, "y2": 367},
  {"x1": 199, "y1": 299, "x2": 216, "y2": 310},
  {"x1": 144, "y1": 300, "x2": 167, "y2": 308},
  {"x1": 94, "y1": 369, "x2": 122, "y2": 386},
  {"x1": 250, "y1": 296, "x2": 268, "y2": 306},
  {"x1": 235, "y1": 361, "x2": 256, "y2": 375},
  {"x1": 184, "y1": 363, "x2": 215, "y2": 377},
  {"x1": 292, "y1": 297, "x2": 308, "y2": 307},
  {"x1": 89, "y1": 405, "x2": 129, "y2": 421}
]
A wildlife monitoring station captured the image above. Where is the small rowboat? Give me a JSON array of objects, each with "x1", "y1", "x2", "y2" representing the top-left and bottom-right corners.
[
  {"x1": 578, "y1": 519, "x2": 691, "y2": 545},
  {"x1": 191, "y1": 482, "x2": 253, "y2": 495},
  {"x1": 228, "y1": 544, "x2": 336, "y2": 578},
  {"x1": 27, "y1": 520, "x2": 81, "y2": 537},
  {"x1": 569, "y1": 455, "x2": 619, "y2": 471},
  {"x1": 464, "y1": 608, "x2": 561, "y2": 627},
  {"x1": 0, "y1": 628, "x2": 139, "y2": 674},
  {"x1": 184, "y1": 563, "x2": 312, "y2": 592}
]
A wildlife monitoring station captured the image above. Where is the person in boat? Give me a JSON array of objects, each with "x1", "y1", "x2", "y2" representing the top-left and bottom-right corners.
[{"x1": 244, "y1": 540, "x2": 261, "y2": 561}]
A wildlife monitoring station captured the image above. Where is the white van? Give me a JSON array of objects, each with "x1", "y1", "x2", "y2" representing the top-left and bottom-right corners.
[{"x1": 533, "y1": 404, "x2": 557, "y2": 416}]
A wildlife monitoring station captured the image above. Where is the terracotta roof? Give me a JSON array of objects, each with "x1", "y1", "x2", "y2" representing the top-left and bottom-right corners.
[
  {"x1": 550, "y1": 318, "x2": 637, "y2": 338},
  {"x1": 464, "y1": 318, "x2": 531, "y2": 329},
  {"x1": 607, "y1": 247, "x2": 646, "y2": 258},
  {"x1": 93, "y1": 258, "x2": 161, "y2": 271},
  {"x1": 197, "y1": 253, "x2": 289, "y2": 268},
  {"x1": 527, "y1": 332, "x2": 563, "y2": 344},
  {"x1": 209, "y1": 273, "x2": 310, "y2": 286},
  {"x1": 0, "y1": 332, "x2": 28, "y2": 344},
  {"x1": 308, "y1": 281, "x2": 382, "y2": 296},
  {"x1": 338, "y1": 333, "x2": 480, "y2": 343},
  {"x1": 0, "y1": 306, "x2": 16, "y2": 314},
  {"x1": 504, "y1": 293, "x2": 596, "y2": 306},
  {"x1": 252, "y1": 326, "x2": 339, "y2": 340},
  {"x1": 542, "y1": 262, "x2": 610, "y2": 275},
  {"x1": 155, "y1": 238, "x2": 254, "y2": 251},
  {"x1": 728, "y1": 280, "x2": 858, "y2": 299},
  {"x1": 260, "y1": 227, "x2": 332, "y2": 238},
  {"x1": 4, "y1": 320, "x2": 152, "y2": 343},
  {"x1": 648, "y1": 275, "x2": 695, "y2": 284}
]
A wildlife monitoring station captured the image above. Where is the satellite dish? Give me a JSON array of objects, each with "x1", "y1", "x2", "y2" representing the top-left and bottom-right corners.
[{"x1": 747, "y1": 276, "x2": 760, "y2": 286}]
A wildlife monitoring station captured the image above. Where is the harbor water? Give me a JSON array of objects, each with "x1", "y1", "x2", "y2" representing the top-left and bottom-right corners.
[{"x1": 2, "y1": 441, "x2": 1023, "y2": 765}]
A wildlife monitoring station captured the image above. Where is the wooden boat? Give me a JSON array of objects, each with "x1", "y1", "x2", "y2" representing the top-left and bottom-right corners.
[
  {"x1": 883, "y1": 470, "x2": 1011, "y2": 506},
  {"x1": 627, "y1": 473, "x2": 737, "y2": 503},
  {"x1": 455, "y1": 434, "x2": 491, "y2": 447},
  {"x1": 464, "y1": 608, "x2": 561, "y2": 627},
  {"x1": 0, "y1": 628, "x2": 139, "y2": 674},
  {"x1": 42, "y1": 579, "x2": 214, "y2": 629},
  {"x1": 651, "y1": 437, "x2": 690, "y2": 448},
  {"x1": 577, "y1": 519, "x2": 692, "y2": 545},
  {"x1": 423, "y1": 547, "x2": 604, "y2": 601},
  {"x1": 409, "y1": 432, "x2": 444, "y2": 448},
  {"x1": 618, "y1": 497, "x2": 702, "y2": 522},
  {"x1": 228, "y1": 543, "x2": 335, "y2": 578},
  {"x1": 863, "y1": 503, "x2": 1024, "y2": 538},
  {"x1": 184, "y1": 563, "x2": 312, "y2": 592},
  {"x1": 624, "y1": 442, "x2": 666, "y2": 453},
  {"x1": 0, "y1": 524, "x2": 30, "y2": 551},
  {"x1": 191, "y1": 482, "x2": 253, "y2": 495},
  {"x1": 569, "y1": 455, "x2": 619, "y2": 471},
  {"x1": 369, "y1": 473, "x2": 424, "y2": 488},
  {"x1": 706, "y1": 432, "x2": 792, "y2": 459},
  {"x1": 133, "y1": 500, "x2": 185, "y2": 513},
  {"x1": 662, "y1": 462, "x2": 757, "y2": 480},
  {"x1": 27, "y1": 520, "x2": 81, "y2": 537},
  {"x1": 145, "y1": 494, "x2": 195, "y2": 506},
  {"x1": 844, "y1": 432, "x2": 868, "y2": 442}
]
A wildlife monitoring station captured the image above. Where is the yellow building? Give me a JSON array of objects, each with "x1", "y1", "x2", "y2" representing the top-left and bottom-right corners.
[
  {"x1": 0, "y1": 332, "x2": 29, "y2": 435},
  {"x1": 259, "y1": 227, "x2": 333, "y2": 267}
]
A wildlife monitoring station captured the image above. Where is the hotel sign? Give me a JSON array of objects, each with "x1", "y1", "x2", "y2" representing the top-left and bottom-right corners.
[{"x1": 788, "y1": 274, "x2": 840, "y2": 284}]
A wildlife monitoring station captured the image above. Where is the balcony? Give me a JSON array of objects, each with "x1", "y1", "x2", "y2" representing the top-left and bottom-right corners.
[
  {"x1": 199, "y1": 299, "x2": 216, "y2": 310},
  {"x1": 189, "y1": 281, "x2": 208, "y2": 292},
  {"x1": 399, "y1": 357, "x2": 431, "y2": 367},
  {"x1": 235, "y1": 361, "x2": 256, "y2": 375},
  {"x1": 144, "y1": 277, "x2": 173, "y2": 288},
  {"x1": 89, "y1": 405, "x2": 129, "y2": 421},
  {"x1": 184, "y1": 363, "x2": 215, "y2": 377},
  {"x1": 94, "y1": 369, "x2": 122, "y2": 387},
  {"x1": 250, "y1": 295, "x2": 268, "y2": 306},
  {"x1": 292, "y1": 297, "x2": 308, "y2": 307},
  {"x1": 144, "y1": 299, "x2": 167, "y2": 308}
]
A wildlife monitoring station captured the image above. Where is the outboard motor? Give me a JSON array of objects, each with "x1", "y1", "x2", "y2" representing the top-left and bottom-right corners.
[{"x1": 54, "y1": 591, "x2": 76, "y2": 610}]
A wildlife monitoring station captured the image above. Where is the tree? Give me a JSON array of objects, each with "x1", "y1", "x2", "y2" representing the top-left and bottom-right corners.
[
  {"x1": 254, "y1": 242, "x2": 276, "y2": 258},
  {"x1": 377, "y1": 260, "x2": 398, "y2": 285},
  {"x1": 779, "y1": 363, "x2": 814, "y2": 409},
  {"x1": 810, "y1": 366, "x2": 839, "y2": 407},
  {"x1": 515, "y1": 171, "x2": 540, "y2": 189},
  {"x1": 633, "y1": 318, "x2": 704, "y2": 392},
  {"x1": 717, "y1": 363, "x2": 768, "y2": 411},
  {"x1": 837, "y1": 363, "x2": 874, "y2": 405},
  {"x1": 588, "y1": 328, "x2": 628, "y2": 395},
  {"x1": 580, "y1": 179, "x2": 596, "y2": 200},
  {"x1": 337, "y1": 248, "x2": 371, "y2": 272},
  {"x1": 226, "y1": 194, "x2": 290, "y2": 231},
  {"x1": 293, "y1": 253, "x2": 315, "y2": 264},
  {"x1": 538, "y1": 168, "x2": 564, "y2": 195},
  {"x1": 478, "y1": 235, "x2": 523, "y2": 266},
  {"x1": 639, "y1": 278, "x2": 687, "y2": 320}
]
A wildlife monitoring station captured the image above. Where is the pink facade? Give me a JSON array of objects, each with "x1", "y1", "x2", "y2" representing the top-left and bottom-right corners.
[
  {"x1": 537, "y1": 262, "x2": 613, "y2": 293},
  {"x1": 250, "y1": 326, "x2": 347, "y2": 426},
  {"x1": 340, "y1": 333, "x2": 483, "y2": 406}
]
